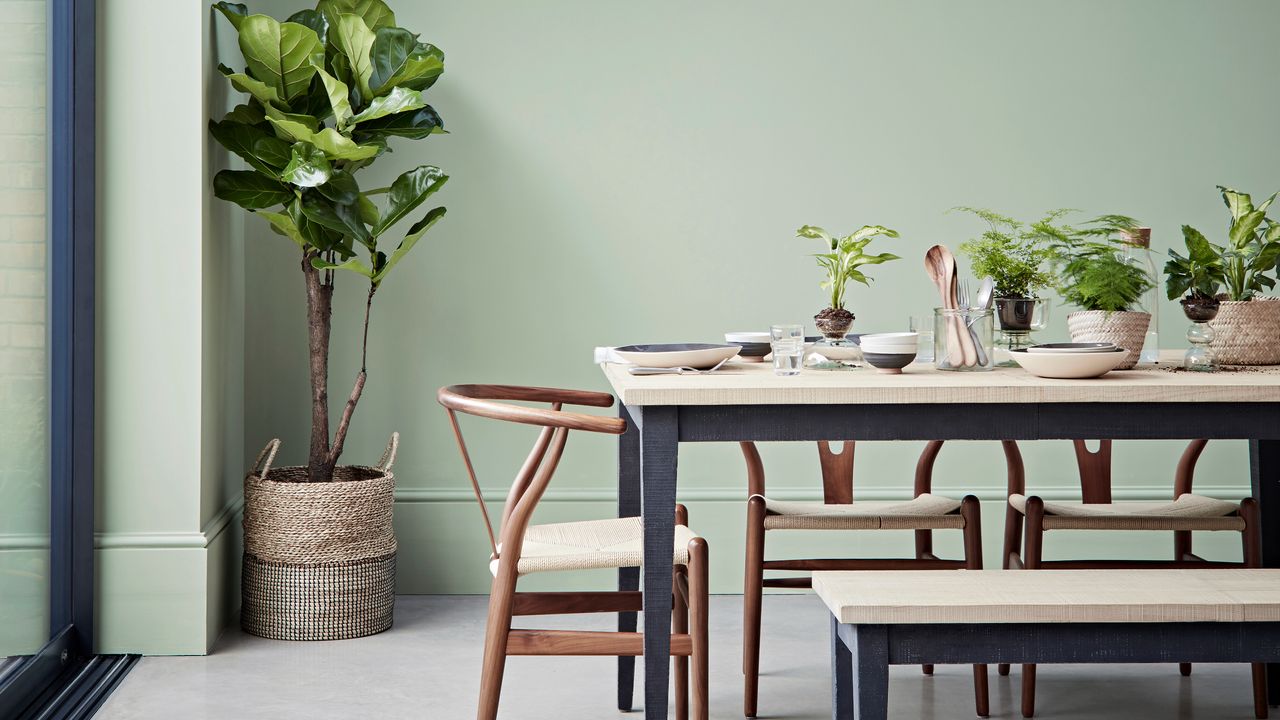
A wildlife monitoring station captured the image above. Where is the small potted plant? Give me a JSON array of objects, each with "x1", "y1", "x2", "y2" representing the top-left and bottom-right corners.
[
  {"x1": 1055, "y1": 216, "x2": 1155, "y2": 369},
  {"x1": 1165, "y1": 225, "x2": 1225, "y2": 322},
  {"x1": 955, "y1": 208, "x2": 1061, "y2": 332},
  {"x1": 796, "y1": 224, "x2": 900, "y2": 339},
  {"x1": 1177, "y1": 186, "x2": 1280, "y2": 365}
]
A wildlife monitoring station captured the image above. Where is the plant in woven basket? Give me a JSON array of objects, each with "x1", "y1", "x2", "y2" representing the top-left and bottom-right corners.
[
  {"x1": 796, "y1": 224, "x2": 900, "y2": 336},
  {"x1": 1054, "y1": 215, "x2": 1154, "y2": 313},
  {"x1": 210, "y1": 0, "x2": 446, "y2": 482},
  {"x1": 954, "y1": 207, "x2": 1064, "y2": 299},
  {"x1": 1174, "y1": 186, "x2": 1280, "y2": 302}
]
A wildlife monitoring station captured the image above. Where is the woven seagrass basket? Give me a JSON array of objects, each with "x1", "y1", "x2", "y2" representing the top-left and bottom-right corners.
[
  {"x1": 241, "y1": 434, "x2": 398, "y2": 641},
  {"x1": 1208, "y1": 298, "x2": 1280, "y2": 366},
  {"x1": 1067, "y1": 310, "x2": 1150, "y2": 370}
]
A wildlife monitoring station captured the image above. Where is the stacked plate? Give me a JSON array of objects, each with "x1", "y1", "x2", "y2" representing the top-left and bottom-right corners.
[{"x1": 1012, "y1": 343, "x2": 1127, "y2": 378}]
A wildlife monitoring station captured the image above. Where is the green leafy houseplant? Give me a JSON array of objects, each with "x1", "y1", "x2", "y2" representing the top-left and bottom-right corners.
[
  {"x1": 1174, "y1": 186, "x2": 1280, "y2": 302},
  {"x1": 210, "y1": 0, "x2": 447, "y2": 483},
  {"x1": 1165, "y1": 226, "x2": 1225, "y2": 302},
  {"x1": 954, "y1": 208, "x2": 1063, "y2": 299},
  {"x1": 1056, "y1": 215, "x2": 1154, "y2": 312},
  {"x1": 796, "y1": 224, "x2": 900, "y2": 312}
]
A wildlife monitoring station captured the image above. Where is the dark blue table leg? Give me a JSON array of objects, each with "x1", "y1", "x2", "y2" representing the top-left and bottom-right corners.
[
  {"x1": 639, "y1": 406, "x2": 679, "y2": 719},
  {"x1": 851, "y1": 625, "x2": 889, "y2": 720},
  {"x1": 831, "y1": 616, "x2": 854, "y2": 719},
  {"x1": 1251, "y1": 439, "x2": 1280, "y2": 706},
  {"x1": 618, "y1": 403, "x2": 640, "y2": 711}
]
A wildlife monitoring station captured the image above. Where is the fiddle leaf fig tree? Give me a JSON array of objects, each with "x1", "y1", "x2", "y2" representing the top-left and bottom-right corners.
[{"x1": 210, "y1": 0, "x2": 448, "y2": 482}]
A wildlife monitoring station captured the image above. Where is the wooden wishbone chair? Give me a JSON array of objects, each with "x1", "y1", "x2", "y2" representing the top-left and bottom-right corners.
[
  {"x1": 740, "y1": 440, "x2": 989, "y2": 718},
  {"x1": 1001, "y1": 439, "x2": 1267, "y2": 719},
  {"x1": 438, "y1": 384, "x2": 709, "y2": 720}
]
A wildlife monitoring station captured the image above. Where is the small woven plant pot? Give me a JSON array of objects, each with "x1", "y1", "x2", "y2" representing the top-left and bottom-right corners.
[
  {"x1": 1208, "y1": 298, "x2": 1280, "y2": 366},
  {"x1": 241, "y1": 434, "x2": 398, "y2": 641},
  {"x1": 1067, "y1": 310, "x2": 1150, "y2": 370}
]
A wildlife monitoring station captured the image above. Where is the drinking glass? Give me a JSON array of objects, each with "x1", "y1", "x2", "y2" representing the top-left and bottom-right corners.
[
  {"x1": 770, "y1": 324, "x2": 804, "y2": 376},
  {"x1": 909, "y1": 315, "x2": 935, "y2": 363}
]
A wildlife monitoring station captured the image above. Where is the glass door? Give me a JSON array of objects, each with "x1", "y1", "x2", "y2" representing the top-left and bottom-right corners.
[{"x1": 0, "y1": 0, "x2": 103, "y2": 715}]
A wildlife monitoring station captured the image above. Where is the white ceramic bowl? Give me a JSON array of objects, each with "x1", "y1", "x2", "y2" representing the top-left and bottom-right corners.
[
  {"x1": 1026, "y1": 342, "x2": 1116, "y2": 354},
  {"x1": 614, "y1": 343, "x2": 741, "y2": 369},
  {"x1": 859, "y1": 332, "x2": 919, "y2": 354},
  {"x1": 1010, "y1": 348, "x2": 1128, "y2": 379},
  {"x1": 724, "y1": 331, "x2": 771, "y2": 344}
]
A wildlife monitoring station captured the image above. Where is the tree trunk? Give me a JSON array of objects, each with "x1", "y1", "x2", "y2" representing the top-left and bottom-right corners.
[{"x1": 303, "y1": 255, "x2": 334, "y2": 482}]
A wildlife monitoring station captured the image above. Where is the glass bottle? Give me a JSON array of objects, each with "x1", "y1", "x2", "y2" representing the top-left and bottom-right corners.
[{"x1": 1122, "y1": 227, "x2": 1160, "y2": 364}]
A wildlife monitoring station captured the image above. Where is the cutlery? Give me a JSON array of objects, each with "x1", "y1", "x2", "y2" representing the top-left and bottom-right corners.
[
  {"x1": 959, "y1": 278, "x2": 989, "y2": 367},
  {"x1": 628, "y1": 357, "x2": 732, "y2": 375},
  {"x1": 924, "y1": 246, "x2": 966, "y2": 368}
]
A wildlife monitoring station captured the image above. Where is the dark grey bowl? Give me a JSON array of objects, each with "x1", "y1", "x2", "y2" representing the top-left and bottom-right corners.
[
  {"x1": 728, "y1": 341, "x2": 771, "y2": 357},
  {"x1": 863, "y1": 351, "x2": 916, "y2": 374}
]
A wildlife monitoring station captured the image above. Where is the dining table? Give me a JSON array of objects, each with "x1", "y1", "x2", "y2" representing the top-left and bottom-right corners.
[{"x1": 601, "y1": 351, "x2": 1280, "y2": 719}]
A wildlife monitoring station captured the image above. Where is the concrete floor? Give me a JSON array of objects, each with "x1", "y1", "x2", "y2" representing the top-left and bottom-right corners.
[{"x1": 98, "y1": 595, "x2": 1261, "y2": 719}]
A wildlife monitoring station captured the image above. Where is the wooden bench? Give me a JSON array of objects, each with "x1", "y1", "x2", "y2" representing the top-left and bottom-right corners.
[{"x1": 814, "y1": 569, "x2": 1280, "y2": 719}]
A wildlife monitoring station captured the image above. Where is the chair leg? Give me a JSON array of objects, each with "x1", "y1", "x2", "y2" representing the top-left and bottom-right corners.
[
  {"x1": 1020, "y1": 497, "x2": 1045, "y2": 719},
  {"x1": 960, "y1": 495, "x2": 991, "y2": 717},
  {"x1": 743, "y1": 496, "x2": 766, "y2": 718},
  {"x1": 916, "y1": 527, "x2": 936, "y2": 677},
  {"x1": 477, "y1": 572, "x2": 517, "y2": 720},
  {"x1": 1253, "y1": 663, "x2": 1269, "y2": 719},
  {"x1": 1179, "y1": 663, "x2": 1192, "y2": 676},
  {"x1": 674, "y1": 567, "x2": 689, "y2": 720},
  {"x1": 689, "y1": 537, "x2": 710, "y2": 720}
]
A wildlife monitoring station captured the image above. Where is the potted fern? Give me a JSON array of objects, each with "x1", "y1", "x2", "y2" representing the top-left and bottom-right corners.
[
  {"x1": 1056, "y1": 216, "x2": 1155, "y2": 369},
  {"x1": 955, "y1": 208, "x2": 1061, "y2": 332},
  {"x1": 210, "y1": 0, "x2": 447, "y2": 640},
  {"x1": 1175, "y1": 186, "x2": 1280, "y2": 365},
  {"x1": 796, "y1": 224, "x2": 900, "y2": 339}
]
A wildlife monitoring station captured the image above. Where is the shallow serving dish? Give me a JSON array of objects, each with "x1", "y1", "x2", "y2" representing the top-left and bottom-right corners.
[
  {"x1": 615, "y1": 343, "x2": 741, "y2": 369},
  {"x1": 1026, "y1": 342, "x2": 1116, "y2": 354},
  {"x1": 1011, "y1": 348, "x2": 1128, "y2": 378}
]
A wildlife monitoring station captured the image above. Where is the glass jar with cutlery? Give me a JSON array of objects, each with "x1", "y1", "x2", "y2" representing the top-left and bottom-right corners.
[{"x1": 934, "y1": 307, "x2": 995, "y2": 371}]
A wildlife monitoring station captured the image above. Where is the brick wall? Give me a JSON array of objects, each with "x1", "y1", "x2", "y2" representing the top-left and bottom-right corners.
[{"x1": 0, "y1": 0, "x2": 48, "y2": 535}]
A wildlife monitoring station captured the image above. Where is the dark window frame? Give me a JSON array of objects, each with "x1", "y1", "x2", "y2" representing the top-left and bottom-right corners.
[{"x1": 0, "y1": 0, "x2": 98, "y2": 714}]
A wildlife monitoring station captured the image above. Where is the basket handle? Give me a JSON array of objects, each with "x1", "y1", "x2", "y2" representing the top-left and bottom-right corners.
[
  {"x1": 377, "y1": 432, "x2": 399, "y2": 473},
  {"x1": 252, "y1": 439, "x2": 282, "y2": 479}
]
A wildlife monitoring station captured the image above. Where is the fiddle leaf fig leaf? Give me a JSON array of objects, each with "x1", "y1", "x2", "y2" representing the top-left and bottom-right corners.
[
  {"x1": 281, "y1": 142, "x2": 332, "y2": 188},
  {"x1": 237, "y1": 15, "x2": 324, "y2": 101},
  {"x1": 374, "y1": 165, "x2": 448, "y2": 237},
  {"x1": 223, "y1": 102, "x2": 265, "y2": 125},
  {"x1": 285, "y1": 9, "x2": 329, "y2": 44},
  {"x1": 300, "y1": 191, "x2": 371, "y2": 245},
  {"x1": 263, "y1": 105, "x2": 321, "y2": 142},
  {"x1": 311, "y1": 255, "x2": 374, "y2": 277},
  {"x1": 313, "y1": 66, "x2": 353, "y2": 129},
  {"x1": 372, "y1": 206, "x2": 446, "y2": 285},
  {"x1": 316, "y1": 169, "x2": 360, "y2": 206},
  {"x1": 355, "y1": 193, "x2": 380, "y2": 226},
  {"x1": 217, "y1": 63, "x2": 281, "y2": 107},
  {"x1": 317, "y1": 0, "x2": 395, "y2": 32},
  {"x1": 352, "y1": 105, "x2": 442, "y2": 140},
  {"x1": 213, "y1": 170, "x2": 294, "y2": 209},
  {"x1": 213, "y1": 2, "x2": 249, "y2": 30},
  {"x1": 349, "y1": 86, "x2": 425, "y2": 124},
  {"x1": 311, "y1": 128, "x2": 381, "y2": 160},
  {"x1": 332, "y1": 14, "x2": 376, "y2": 102},
  {"x1": 209, "y1": 119, "x2": 292, "y2": 176},
  {"x1": 369, "y1": 28, "x2": 444, "y2": 94},
  {"x1": 255, "y1": 209, "x2": 307, "y2": 248}
]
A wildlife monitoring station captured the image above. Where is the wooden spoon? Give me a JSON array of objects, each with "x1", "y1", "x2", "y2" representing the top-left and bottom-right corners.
[
  {"x1": 924, "y1": 245, "x2": 966, "y2": 367},
  {"x1": 937, "y1": 245, "x2": 979, "y2": 367}
]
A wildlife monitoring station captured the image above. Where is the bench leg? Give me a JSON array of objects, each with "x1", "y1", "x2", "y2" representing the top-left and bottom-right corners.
[{"x1": 832, "y1": 621, "x2": 890, "y2": 720}]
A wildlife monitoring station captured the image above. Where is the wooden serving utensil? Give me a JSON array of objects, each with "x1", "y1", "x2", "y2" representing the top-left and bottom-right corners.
[
  {"x1": 924, "y1": 245, "x2": 967, "y2": 367},
  {"x1": 937, "y1": 245, "x2": 979, "y2": 367}
]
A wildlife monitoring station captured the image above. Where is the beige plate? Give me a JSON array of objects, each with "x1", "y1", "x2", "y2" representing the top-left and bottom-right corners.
[{"x1": 1010, "y1": 348, "x2": 1128, "y2": 379}]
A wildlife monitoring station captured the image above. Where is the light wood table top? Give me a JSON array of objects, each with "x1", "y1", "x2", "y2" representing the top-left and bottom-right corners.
[
  {"x1": 602, "y1": 350, "x2": 1280, "y2": 406},
  {"x1": 813, "y1": 569, "x2": 1280, "y2": 625}
]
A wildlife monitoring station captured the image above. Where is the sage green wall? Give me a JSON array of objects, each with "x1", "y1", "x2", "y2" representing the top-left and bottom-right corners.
[
  {"x1": 242, "y1": 0, "x2": 1280, "y2": 594},
  {"x1": 94, "y1": 0, "x2": 244, "y2": 653}
]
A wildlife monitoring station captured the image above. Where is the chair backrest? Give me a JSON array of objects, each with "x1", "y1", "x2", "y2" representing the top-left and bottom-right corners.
[
  {"x1": 1002, "y1": 439, "x2": 1210, "y2": 503},
  {"x1": 739, "y1": 440, "x2": 946, "y2": 502},
  {"x1": 437, "y1": 385, "x2": 625, "y2": 565}
]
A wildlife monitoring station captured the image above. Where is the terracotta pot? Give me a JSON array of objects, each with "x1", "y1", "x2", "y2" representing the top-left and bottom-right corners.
[
  {"x1": 1208, "y1": 297, "x2": 1280, "y2": 365},
  {"x1": 1067, "y1": 310, "x2": 1150, "y2": 370}
]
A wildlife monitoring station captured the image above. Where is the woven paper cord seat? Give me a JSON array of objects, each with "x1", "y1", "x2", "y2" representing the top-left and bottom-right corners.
[
  {"x1": 490, "y1": 516, "x2": 698, "y2": 576},
  {"x1": 1009, "y1": 493, "x2": 1245, "y2": 531},
  {"x1": 759, "y1": 493, "x2": 965, "y2": 530}
]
